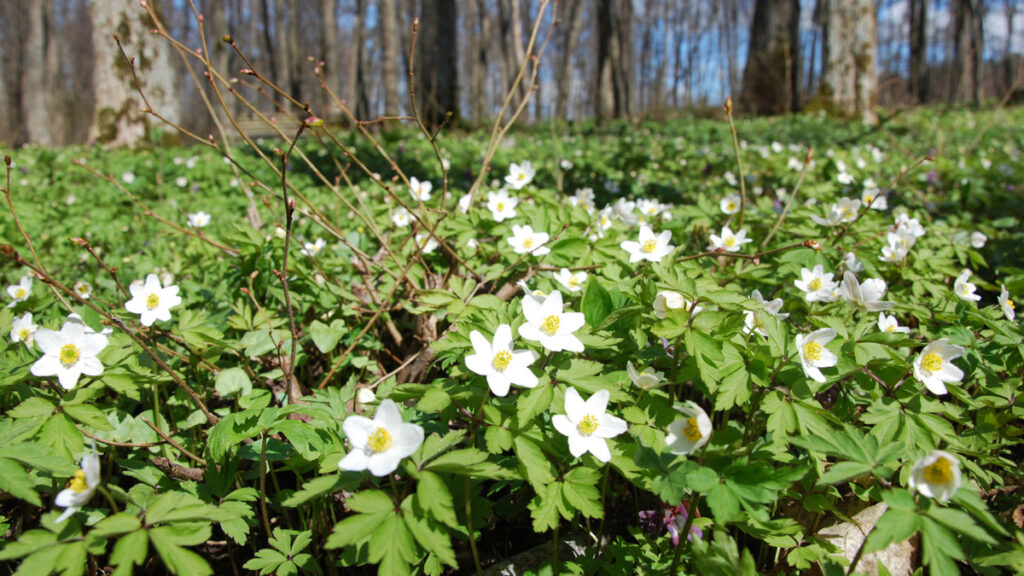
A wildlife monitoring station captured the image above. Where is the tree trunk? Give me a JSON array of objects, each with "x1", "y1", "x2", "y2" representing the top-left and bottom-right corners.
[
  {"x1": 554, "y1": 0, "x2": 584, "y2": 121},
  {"x1": 497, "y1": 0, "x2": 528, "y2": 114},
  {"x1": 595, "y1": 0, "x2": 634, "y2": 120},
  {"x1": 271, "y1": 0, "x2": 293, "y2": 109},
  {"x1": 319, "y1": 0, "x2": 340, "y2": 114},
  {"x1": 467, "y1": 0, "x2": 488, "y2": 125},
  {"x1": 381, "y1": 0, "x2": 400, "y2": 115},
  {"x1": 909, "y1": 0, "x2": 928, "y2": 103},
  {"x1": 25, "y1": 0, "x2": 55, "y2": 146},
  {"x1": 820, "y1": 0, "x2": 878, "y2": 124},
  {"x1": 89, "y1": 0, "x2": 181, "y2": 146},
  {"x1": 740, "y1": 0, "x2": 801, "y2": 115},
  {"x1": 951, "y1": 0, "x2": 984, "y2": 104},
  {"x1": 415, "y1": 0, "x2": 459, "y2": 126},
  {"x1": 352, "y1": 0, "x2": 371, "y2": 119}
]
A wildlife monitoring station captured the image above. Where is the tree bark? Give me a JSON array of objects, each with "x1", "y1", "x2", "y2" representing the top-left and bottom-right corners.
[
  {"x1": 415, "y1": 0, "x2": 459, "y2": 126},
  {"x1": 909, "y1": 0, "x2": 928, "y2": 103},
  {"x1": 554, "y1": 0, "x2": 584, "y2": 121},
  {"x1": 89, "y1": 0, "x2": 181, "y2": 146},
  {"x1": 319, "y1": 0, "x2": 340, "y2": 114},
  {"x1": 25, "y1": 0, "x2": 56, "y2": 146},
  {"x1": 381, "y1": 0, "x2": 400, "y2": 116},
  {"x1": 820, "y1": 0, "x2": 878, "y2": 124},
  {"x1": 595, "y1": 0, "x2": 634, "y2": 120},
  {"x1": 951, "y1": 0, "x2": 985, "y2": 104},
  {"x1": 740, "y1": 0, "x2": 801, "y2": 115}
]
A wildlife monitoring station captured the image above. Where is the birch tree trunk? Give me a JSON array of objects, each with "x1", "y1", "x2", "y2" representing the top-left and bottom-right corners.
[
  {"x1": 820, "y1": 0, "x2": 878, "y2": 124},
  {"x1": 89, "y1": 0, "x2": 181, "y2": 146}
]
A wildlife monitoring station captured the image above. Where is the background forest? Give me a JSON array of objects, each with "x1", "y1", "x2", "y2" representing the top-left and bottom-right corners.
[{"x1": 1, "y1": 0, "x2": 1022, "y2": 147}]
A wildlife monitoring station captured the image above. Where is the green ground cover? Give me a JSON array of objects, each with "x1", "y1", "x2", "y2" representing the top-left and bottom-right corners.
[{"x1": 1, "y1": 106, "x2": 1023, "y2": 575}]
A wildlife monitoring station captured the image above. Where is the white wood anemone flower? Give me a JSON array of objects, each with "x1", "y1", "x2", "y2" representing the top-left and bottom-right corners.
[
  {"x1": 187, "y1": 211, "x2": 211, "y2": 228},
  {"x1": 338, "y1": 399, "x2": 424, "y2": 477},
  {"x1": 10, "y1": 312, "x2": 38, "y2": 348},
  {"x1": 6, "y1": 275, "x2": 33, "y2": 308},
  {"x1": 408, "y1": 177, "x2": 433, "y2": 202},
  {"x1": 301, "y1": 238, "x2": 327, "y2": 257},
  {"x1": 505, "y1": 161, "x2": 535, "y2": 190},
  {"x1": 465, "y1": 324, "x2": 539, "y2": 397},
  {"x1": 706, "y1": 226, "x2": 751, "y2": 253},
  {"x1": 913, "y1": 338, "x2": 965, "y2": 395},
  {"x1": 795, "y1": 328, "x2": 838, "y2": 383},
  {"x1": 653, "y1": 290, "x2": 702, "y2": 320},
  {"x1": 552, "y1": 268, "x2": 587, "y2": 293},
  {"x1": 620, "y1": 225, "x2": 674, "y2": 263},
  {"x1": 839, "y1": 271, "x2": 895, "y2": 311},
  {"x1": 720, "y1": 194, "x2": 740, "y2": 215},
  {"x1": 954, "y1": 269, "x2": 981, "y2": 302},
  {"x1": 518, "y1": 289, "x2": 585, "y2": 353},
  {"x1": 552, "y1": 387, "x2": 628, "y2": 463},
  {"x1": 507, "y1": 225, "x2": 551, "y2": 256},
  {"x1": 999, "y1": 284, "x2": 1015, "y2": 321},
  {"x1": 30, "y1": 320, "x2": 108, "y2": 390},
  {"x1": 665, "y1": 402, "x2": 713, "y2": 455},
  {"x1": 626, "y1": 361, "x2": 666, "y2": 390},
  {"x1": 125, "y1": 273, "x2": 182, "y2": 327},
  {"x1": 794, "y1": 265, "x2": 839, "y2": 303},
  {"x1": 486, "y1": 189, "x2": 519, "y2": 222},
  {"x1": 54, "y1": 448, "x2": 101, "y2": 523},
  {"x1": 517, "y1": 280, "x2": 548, "y2": 305},
  {"x1": 909, "y1": 450, "x2": 961, "y2": 503},
  {"x1": 877, "y1": 312, "x2": 910, "y2": 333}
]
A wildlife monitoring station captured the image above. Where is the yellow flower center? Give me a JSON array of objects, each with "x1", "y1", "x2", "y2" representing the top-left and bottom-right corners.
[
  {"x1": 864, "y1": 195, "x2": 874, "y2": 204},
  {"x1": 962, "y1": 287, "x2": 972, "y2": 296},
  {"x1": 517, "y1": 173, "x2": 525, "y2": 181},
  {"x1": 803, "y1": 342, "x2": 823, "y2": 362},
  {"x1": 600, "y1": 216, "x2": 610, "y2": 227},
  {"x1": 809, "y1": 278, "x2": 822, "y2": 291},
  {"x1": 523, "y1": 237, "x2": 534, "y2": 249},
  {"x1": 724, "y1": 235, "x2": 736, "y2": 247},
  {"x1": 921, "y1": 352, "x2": 943, "y2": 373},
  {"x1": 642, "y1": 239, "x2": 658, "y2": 253},
  {"x1": 14, "y1": 288, "x2": 26, "y2": 299},
  {"x1": 568, "y1": 276, "x2": 580, "y2": 287},
  {"x1": 367, "y1": 427, "x2": 393, "y2": 453},
  {"x1": 492, "y1": 350, "x2": 512, "y2": 371},
  {"x1": 77, "y1": 284, "x2": 89, "y2": 295},
  {"x1": 68, "y1": 469, "x2": 89, "y2": 493},
  {"x1": 885, "y1": 324, "x2": 897, "y2": 332},
  {"x1": 1008, "y1": 299, "x2": 1015, "y2": 310},
  {"x1": 683, "y1": 417, "x2": 704, "y2": 442},
  {"x1": 922, "y1": 457, "x2": 952, "y2": 484},
  {"x1": 496, "y1": 202, "x2": 505, "y2": 212},
  {"x1": 727, "y1": 202, "x2": 736, "y2": 211},
  {"x1": 18, "y1": 328, "x2": 30, "y2": 341},
  {"x1": 146, "y1": 293, "x2": 160, "y2": 310},
  {"x1": 540, "y1": 315, "x2": 560, "y2": 335},
  {"x1": 59, "y1": 344, "x2": 81, "y2": 366},
  {"x1": 577, "y1": 414, "x2": 599, "y2": 436}
]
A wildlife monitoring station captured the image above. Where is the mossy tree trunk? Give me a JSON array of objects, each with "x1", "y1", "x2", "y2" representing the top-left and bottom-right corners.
[{"x1": 88, "y1": 0, "x2": 180, "y2": 147}]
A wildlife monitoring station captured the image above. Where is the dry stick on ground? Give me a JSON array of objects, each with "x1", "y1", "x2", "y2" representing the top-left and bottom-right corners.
[{"x1": 141, "y1": 417, "x2": 207, "y2": 466}]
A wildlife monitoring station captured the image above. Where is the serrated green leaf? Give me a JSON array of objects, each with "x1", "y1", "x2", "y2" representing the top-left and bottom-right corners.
[
  {"x1": 513, "y1": 435, "x2": 556, "y2": 490},
  {"x1": 863, "y1": 506, "x2": 919, "y2": 554},
  {"x1": 90, "y1": 513, "x2": 142, "y2": 538},
  {"x1": 528, "y1": 483, "x2": 560, "y2": 532},
  {"x1": 0, "y1": 457, "x2": 42, "y2": 506},
  {"x1": 281, "y1": 475, "x2": 344, "y2": 507},
  {"x1": 417, "y1": 471, "x2": 458, "y2": 528},
  {"x1": 9, "y1": 397, "x2": 57, "y2": 418},
  {"x1": 62, "y1": 403, "x2": 115, "y2": 431},
  {"x1": 348, "y1": 489, "x2": 395, "y2": 514},
  {"x1": 310, "y1": 319, "x2": 347, "y2": 353},
  {"x1": 150, "y1": 535, "x2": 213, "y2": 576},
  {"x1": 483, "y1": 426, "x2": 513, "y2": 454},
  {"x1": 516, "y1": 384, "x2": 553, "y2": 425}
]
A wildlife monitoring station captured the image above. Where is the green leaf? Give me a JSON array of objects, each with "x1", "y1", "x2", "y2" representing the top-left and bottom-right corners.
[
  {"x1": 310, "y1": 319, "x2": 347, "y2": 353},
  {"x1": 528, "y1": 483, "x2": 560, "y2": 532},
  {"x1": 706, "y1": 483, "x2": 742, "y2": 524},
  {"x1": 54, "y1": 541, "x2": 87, "y2": 576},
  {"x1": 150, "y1": 534, "x2": 213, "y2": 576},
  {"x1": 513, "y1": 435, "x2": 556, "y2": 491},
  {"x1": 927, "y1": 506, "x2": 996, "y2": 545},
  {"x1": 145, "y1": 492, "x2": 217, "y2": 525},
  {"x1": 215, "y1": 367, "x2": 252, "y2": 398},
  {"x1": 9, "y1": 397, "x2": 56, "y2": 418},
  {"x1": 516, "y1": 384, "x2": 553, "y2": 425},
  {"x1": 368, "y1": 512, "x2": 417, "y2": 565},
  {"x1": 348, "y1": 489, "x2": 395, "y2": 514},
  {"x1": 62, "y1": 403, "x2": 115, "y2": 431},
  {"x1": 562, "y1": 467, "x2": 604, "y2": 519},
  {"x1": 863, "y1": 506, "x2": 919, "y2": 554},
  {"x1": 581, "y1": 280, "x2": 613, "y2": 326},
  {"x1": 817, "y1": 462, "x2": 873, "y2": 486},
  {"x1": 402, "y1": 498, "x2": 457, "y2": 568},
  {"x1": 416, "y1": 472, "x2": 458, "y2": 528},
  {"x1": 0, "y1": 457, "x2": 42, "y2": 506},
  {"x1": 0, "y1": 529, "x2": 57, "y2": 561},
  {"x1": 281, "y1": 475, "x2": 345, "y2": 507},
  {"x1": 90, "y1": 513, "x2": 142, "y2": 538},
  {"x1": 242, "y1": 548, "x2": 287, "y2": 574},
  {"x1": 325, "y1": 510, "x2": 389, "y2": 549},
  {"x1": 919, "y1": 516, "x2": 963, "y2": 576},
  {"x1": 483, "y1": 426, "x2": 513, "y2": 454}
]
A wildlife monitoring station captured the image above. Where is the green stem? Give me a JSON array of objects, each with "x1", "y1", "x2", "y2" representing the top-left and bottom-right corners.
[
  {"x1": 465, "y1": 476, "x2": 483, "y2": 576},
  {"x1": 552, "y1": 519, "x2": 560, "y2": 574},
  {"x1": 98, "y1": 485, "x2": 119, "y2": 514},
  {"x1": 259, "y1": 431, "x2": 272, "y2": 537},
  {"x1": 668, "y1": 493, "x2": 701, "y2": 574}
]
